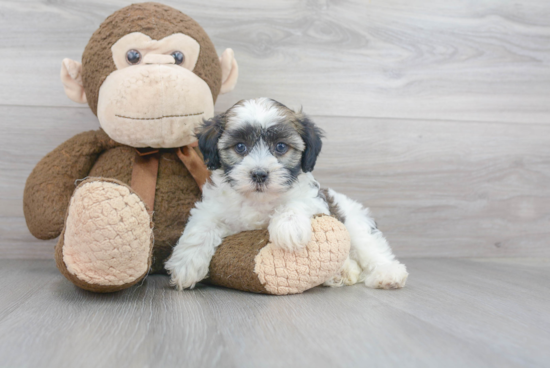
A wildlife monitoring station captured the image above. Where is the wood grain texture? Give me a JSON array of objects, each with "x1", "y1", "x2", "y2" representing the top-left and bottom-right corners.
[
  {"x1": 314, "y1": 115, "x2": 550, "y2": 257},
  {"x1": 1, "y1": 1, "x2": 549, "y2": 258},
  {"x1": 0, "y1": 0, "x2": 549, "y2": 123},
  {"x1": 2, "y1": 106, "x2": 548, "y2": 258},
  {"x1": 0, "y1": 218, "x2": 56, "y2": 259},
  {"x1": 0, "y1": 258, "x2": 549, "y2": 367}
]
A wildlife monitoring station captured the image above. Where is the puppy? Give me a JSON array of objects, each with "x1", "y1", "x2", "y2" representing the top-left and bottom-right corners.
[{"x1": 165, "y1": 98, "x2": 408, "y2": 290}]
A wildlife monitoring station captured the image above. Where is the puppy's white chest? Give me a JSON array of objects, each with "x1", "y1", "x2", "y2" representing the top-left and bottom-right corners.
[{"x1": 234, "y1": 200, "x2": 275, "y2": 231}]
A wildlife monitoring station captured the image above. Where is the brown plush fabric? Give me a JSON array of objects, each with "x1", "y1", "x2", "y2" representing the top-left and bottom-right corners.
[
  {"x1": 206, "y1": 230, "x2": 270, "y2": 294},
  {"x1": 85, "y1": 131, "x2": 202, "y2": 274},
  {"x1": 130, "y1": 151, "x2": 160, "y2": 215},
  {"x1": 24, "y1": 129, "x2": 201, "y2": 274},
  {"x1": 23, "y1": 130, "x2": 120, "y2": 239},
  {"x1": 82, "y1": 2, "x2": 222, "y2": 115},
  {"x1": 176, "y1": 146, "x2": 210, "y2": 191}
]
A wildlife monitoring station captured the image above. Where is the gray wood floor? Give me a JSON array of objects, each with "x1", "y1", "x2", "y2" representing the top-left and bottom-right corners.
[
  {"x1": 1, "y1": 258, "x2": 549, "y2": 368},
  {"x1": 1, "y1": 1, "x2": 550, "y2": 367}
]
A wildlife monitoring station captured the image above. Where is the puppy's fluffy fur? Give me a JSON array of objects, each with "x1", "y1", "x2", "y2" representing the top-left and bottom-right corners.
[{"x1": 166, "y1": 98, "x2": 408, "y2": 290}]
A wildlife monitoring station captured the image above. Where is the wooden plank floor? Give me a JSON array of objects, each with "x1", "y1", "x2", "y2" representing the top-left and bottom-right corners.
[{"x1": 1, "y1": 258, "x2": 549, "y2": 368}]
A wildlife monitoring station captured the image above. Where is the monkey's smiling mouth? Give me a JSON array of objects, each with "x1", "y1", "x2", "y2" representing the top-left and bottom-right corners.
[{"x1": 115, "y1": 112, "x2": 204, "y2": 120}]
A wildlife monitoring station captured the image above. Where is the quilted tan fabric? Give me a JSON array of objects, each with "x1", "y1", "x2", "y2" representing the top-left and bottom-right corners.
[
  {"x1": 62, "y1": 180, "x2": 153, "y2": 287},
  {"x1": 254, "y1": 216, "x2": 350, "y2": 295}
]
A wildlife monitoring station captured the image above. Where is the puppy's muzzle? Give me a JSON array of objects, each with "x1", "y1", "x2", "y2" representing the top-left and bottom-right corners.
[{"x1": 251, "y1": 170, "x2": 269, "y2": 184}]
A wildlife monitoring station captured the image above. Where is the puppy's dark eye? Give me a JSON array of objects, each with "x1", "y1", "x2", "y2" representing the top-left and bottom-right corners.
[
  {"x1": 234, "y1": 143, "x2": 247, "y2": 155},
  {"x1": 126, "y1": 49, "x2": 141, "y2": 65},
  {"x1": 275, "y1": 142, "x2": 288, "y2": 154},
  {"x1": 171, "y1": 51, "x2": 185, "y2": 65}
]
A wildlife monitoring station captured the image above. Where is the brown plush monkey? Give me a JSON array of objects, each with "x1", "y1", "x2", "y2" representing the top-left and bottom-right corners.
[{"x1": 24, "y1": 3, "x2": 349, "y2": 294}]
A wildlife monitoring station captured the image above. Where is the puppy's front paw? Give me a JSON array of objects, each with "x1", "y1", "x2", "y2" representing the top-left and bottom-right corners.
[
  {"x1": 268, "y1": 210, "x2": 312, "y2": 252},
  {"x1": 165, "y1": 247, "x2": 210, "y2": 290},
  {"x1": 364, "y1": 261, "x2": 408, "y2": 289}
]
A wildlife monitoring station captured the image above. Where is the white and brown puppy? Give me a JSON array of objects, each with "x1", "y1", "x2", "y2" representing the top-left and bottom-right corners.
[{"x1": 165, "y1": 98, "x2": 408, "y2": 290}]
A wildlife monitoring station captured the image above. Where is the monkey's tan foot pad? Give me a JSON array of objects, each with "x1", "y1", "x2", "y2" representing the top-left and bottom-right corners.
[
  {"x1": 207, "y1": 215, "x2": 350, "y2": 295},
  {"x1": 55, "y1": 178, "x2": 153, "y2": 293}
]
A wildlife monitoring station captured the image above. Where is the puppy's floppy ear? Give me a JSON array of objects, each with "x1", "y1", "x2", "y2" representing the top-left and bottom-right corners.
[
  {"x1": 196, "y1": 114, "x2": 225, "y2": 170},
  {"x1": 297, "y1": 114, "x2": 324, "y2": 172}
]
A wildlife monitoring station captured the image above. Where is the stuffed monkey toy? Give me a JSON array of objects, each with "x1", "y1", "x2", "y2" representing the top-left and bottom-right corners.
[{"x1": 23, "y1": 2, "x2": 350, "y2": 295}]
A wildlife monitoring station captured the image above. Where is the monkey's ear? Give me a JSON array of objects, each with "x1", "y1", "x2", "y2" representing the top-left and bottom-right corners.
[
  {"x1": 60, "y1": 58, "x2": 87, "y2": 104},
  {"x1": 219, "y1": 49, "x2": 238, "y2": 94},
  {"x1": 196, "y1": 114, "x2": 225, "y2": 170},
  {"x1": 298, "y1": 114, "x2": 324, "y2": 173}
]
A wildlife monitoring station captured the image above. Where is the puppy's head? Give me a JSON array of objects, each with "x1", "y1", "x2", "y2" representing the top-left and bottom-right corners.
[{"x1": 196, "y1": 98, "x2": 323, "y2": 194}]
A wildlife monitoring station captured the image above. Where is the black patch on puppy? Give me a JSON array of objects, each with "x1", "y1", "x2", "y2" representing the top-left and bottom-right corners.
[
  {"x1": 282, "y1": 161, "x2": 302, "y2": 187},
  {"x1": 196, "y1": 114, "x2": 225, "y2": 170},
  {"x1": 222, "y1": 162, "x2": 235, "y2": 181},
  {"x1": 264, "y1": 123, "x2": 300, "y2": 150},
  {"x1": 297, "y1": 115, "x2": 324, "y2": 172},
  {"x1": 318, "y1": 188, "x2": 346, "y2": 223},
  {"x1": 223, "y1": 123, "x2": 262, "y2": 151}
]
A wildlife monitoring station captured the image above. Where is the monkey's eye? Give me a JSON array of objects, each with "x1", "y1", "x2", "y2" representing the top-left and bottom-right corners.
[
  {"x1": 126, "y1": 49, "x2": 142, "y2": 65},
  {"x1": 234, "y1": 143, "x2": 247, "y2": 155},
  {"x1": 171, "y1": 51, "x2": 185, "y2": 65},
  {"x1": 275, "y1": 142, "x2": 288, "y2": 154}
]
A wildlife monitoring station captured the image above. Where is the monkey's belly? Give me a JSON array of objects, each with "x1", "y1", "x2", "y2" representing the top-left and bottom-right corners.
[{"x1": 88, "y1": 146, "x2": 201, "y2": 272}]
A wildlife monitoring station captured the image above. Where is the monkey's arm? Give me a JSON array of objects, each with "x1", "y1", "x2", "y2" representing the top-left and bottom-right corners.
[{"x1": 23, "y1": 129, "x2": 119, "y2": 239}]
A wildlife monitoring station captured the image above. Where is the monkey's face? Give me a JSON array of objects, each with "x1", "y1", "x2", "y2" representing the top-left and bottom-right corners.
[
  {"x1": 62, "y1": 3, "x2": 238, "y2": 149},
  {"x1": 97, "y1": 32, "x2": 215, "y2": 148}
]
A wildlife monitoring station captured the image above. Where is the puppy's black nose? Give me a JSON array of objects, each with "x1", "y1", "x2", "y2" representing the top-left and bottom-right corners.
[{"x1": 251, "y1": 170, "x2": 269, "y2": 184}]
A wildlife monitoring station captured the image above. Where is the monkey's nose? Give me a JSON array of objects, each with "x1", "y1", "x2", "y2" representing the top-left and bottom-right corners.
[
  {"x1": 143, "y1": 53, "x2": 176, "y2": 65},
  {"x1": 251, "y1": 170, "x2": 269, "y2": 184}
]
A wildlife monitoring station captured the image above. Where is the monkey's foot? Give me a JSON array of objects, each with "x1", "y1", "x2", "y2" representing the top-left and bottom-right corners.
[{"x1": 55, "y1": 178, "x2": 153, "y2": 292}]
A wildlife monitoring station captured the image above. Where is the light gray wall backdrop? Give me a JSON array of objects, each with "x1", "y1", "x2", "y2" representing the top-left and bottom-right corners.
[{"x1": 1, "y1": 0, "x2": 549, "y2": 258}]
